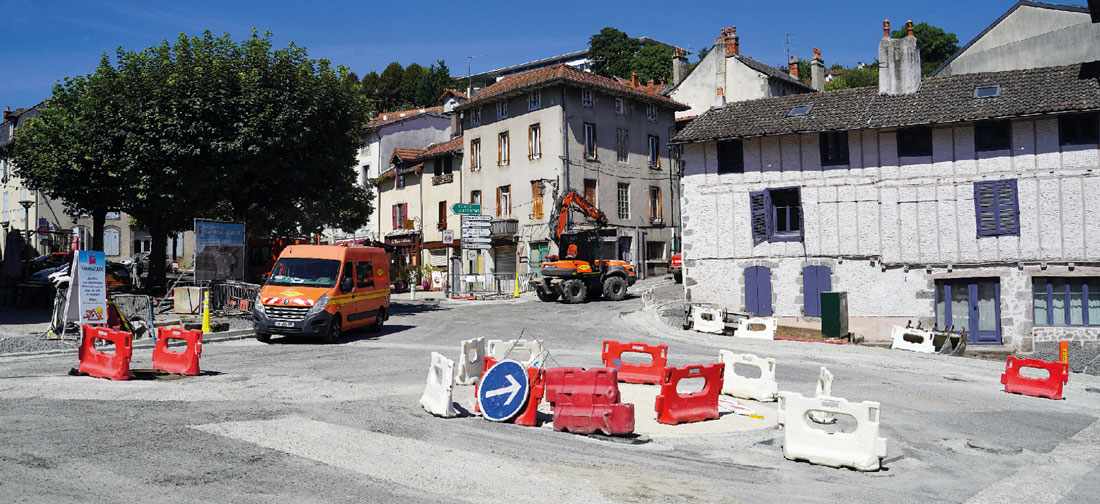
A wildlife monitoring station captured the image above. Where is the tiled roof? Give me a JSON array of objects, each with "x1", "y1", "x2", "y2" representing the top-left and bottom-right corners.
[
  {"x1": 673, "y1": 61, "x2": 1100, "y2": 143},
  {"x1": 389, "y1": 147, "x2": 426, "y2": 164},
  {"x1": 732, "y1": 54, "x2": 814, "y2": 92},
  {"x1": 415, "y1": 136, "x2": 463, "y2": 160},
  {"x1": 366, "y1": 106, "x2": 445, "y2": 130},
  {"x1": 440, "y1": 89, "x2": 468, "y2": 101},
  {"x1": 457, "y1": 64, "x2": 689, "y2": 112},
  {"x1": 378, "y1": 162, "x2": 424, "y2": 180}
]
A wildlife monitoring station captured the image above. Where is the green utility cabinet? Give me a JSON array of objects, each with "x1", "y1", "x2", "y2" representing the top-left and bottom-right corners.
[{"x1": 820, "y1": 291, "x2": 848, "y2": 339}]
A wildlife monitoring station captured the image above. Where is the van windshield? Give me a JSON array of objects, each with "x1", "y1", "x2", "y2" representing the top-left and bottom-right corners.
[{"x1": 266, "y1": 258, "x2": 341, "y2": 288}]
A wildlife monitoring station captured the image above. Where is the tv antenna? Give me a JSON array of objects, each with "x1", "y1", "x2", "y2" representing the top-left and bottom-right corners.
[
  {"x1": 466, "y1": 55, "x2": 485, "y2": 96},
  {"x1": 785, "y1": 33, "x2": 796, "y2": 66}
]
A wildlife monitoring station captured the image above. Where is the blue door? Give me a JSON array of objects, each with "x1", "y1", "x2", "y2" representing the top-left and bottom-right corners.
[
  {"x1": 745, "y1": 266, "x2": 772, "y2": 316},
  {"x1": 802, "y1": 265, "x2": 832, "y2": 317},
  {"x1": 935, "y1": 279, "x2": 1001, "y2": 344}
]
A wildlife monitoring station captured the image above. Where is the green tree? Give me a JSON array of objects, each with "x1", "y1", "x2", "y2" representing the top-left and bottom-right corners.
[
  {"x1": 12, "y1": 55, "x2": 126, "y2": 252},
  {"x1": 631, "y1": 44, "x2": 673, "y2": 85},
  {"x1": 824, "y1": 63, "x2": 879, "y2": 91},
  {"x1": 892, "y1": 22, "x2": 959, "y2": 75},
  {"x1": 588, "y1": 27, "x2": 639, "y2": 79},
  {"x1": 378, "y1": 62, "x2": 405, "y2": 111},
  {"x1": 401, "y1": 63, "x2": 427, "y2": 108},
  {"x1": 360, "y1": 71, "x2": 380, "y2": 111},
  {"x1": 414, "y1": 60, "x2": 452, "y2": 106}
]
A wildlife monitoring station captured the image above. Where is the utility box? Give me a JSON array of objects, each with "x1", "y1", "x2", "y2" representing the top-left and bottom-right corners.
[
  {"x1": 173, "y1": 287, "x2": 204, "y2": 314},
  {"x1": 820, "y1": 291, "x2": 848, "y2": 339}
]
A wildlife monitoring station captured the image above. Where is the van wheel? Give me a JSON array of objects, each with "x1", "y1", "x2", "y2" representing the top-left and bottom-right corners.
[
  {"x1": 603, "y1": 276, "x2": 628, "y2": 301},
  {"x1": 561, "y1": 279, "x2": 587, "y2": 304},
  {"x1": 323, "y1": 315, "x2": 342, "y2": 344},
  {"x1": 370, "y1": 309, "x2": 386, "y2": 332}
]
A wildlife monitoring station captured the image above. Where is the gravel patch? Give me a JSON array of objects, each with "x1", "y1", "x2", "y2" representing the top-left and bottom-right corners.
[
  {"x1": 1029, "y1": 341, "x2": 1100, "y2": 376},
  {"x1": 0, "y1": 336, "x2": 79, "y2": 354}
]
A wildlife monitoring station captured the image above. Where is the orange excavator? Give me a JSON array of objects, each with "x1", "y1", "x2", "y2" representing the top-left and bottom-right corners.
[{"x1": 529, "y1": 190, "x2": 637, "y2": 303}]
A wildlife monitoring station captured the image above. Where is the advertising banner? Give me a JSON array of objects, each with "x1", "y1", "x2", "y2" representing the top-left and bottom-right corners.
[
  {"x1": 64, "y1": 250, "x2": 107, "y2": 325},
  {"x1": 194, "y1": 220, "x2": 246, "y2": 282}
]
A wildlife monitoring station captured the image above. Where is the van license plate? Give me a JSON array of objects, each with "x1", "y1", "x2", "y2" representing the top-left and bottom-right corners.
[{"x1": 274, "y1": 321, "x2": 294, "y2": 328}]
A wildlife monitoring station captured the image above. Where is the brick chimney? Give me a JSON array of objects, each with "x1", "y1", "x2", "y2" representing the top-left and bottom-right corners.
[
  {"x1": 878, "y1": 19, "x2": 921, "y2": 95},
  {"x1": 2, "y1": 106, "x2": 12, "y2": 123},
  {"x1": 672, "y1": 46, "x2": 689, "y2": 86},
  {"x1": 810, "y1": 47, "x2": 825, "y2": 92},
  {"x1": 631, "y1": 72, "x2": 639, "y2": 88},
  {"x1": 788, "y1": 56, "x2": 799, "y2": 79},
  {"x1": 716, "y1": 26, "x2": 739, "y2": 57}
]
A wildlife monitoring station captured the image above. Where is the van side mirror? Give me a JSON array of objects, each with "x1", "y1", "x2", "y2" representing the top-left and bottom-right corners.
[{"x1": 341, "y1": 277, "x2": 354, "y2": 293}]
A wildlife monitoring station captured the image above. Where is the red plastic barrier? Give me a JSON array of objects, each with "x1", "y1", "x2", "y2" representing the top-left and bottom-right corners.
[
  {"x1": 1001, "y1": 356, "x2": 1069, "y2": 400},
  {"x1": 601, "y1": 340, "x2": 668, "y2": 385},
  {"x1": 544, "y1": 367, "x2": 621, "y2": 405},
  {"x1": 654, "y1": 363, "x2": 724, "y2": 425},
  {"x1": 554, "y1": 399, "x2": 635, "y2": 435},
  {"x1": 152, "y1": 327, "x2": 203, "y2": 375},
  {"x1": 514, "y1": 367, "x2": 545, "y2": 427},
  {"x1": 474, "y1": 356, "x2": 498, "y2": 414},
  {"x1": 77, "y1": 325, "x2": 132, "y2": 381}
]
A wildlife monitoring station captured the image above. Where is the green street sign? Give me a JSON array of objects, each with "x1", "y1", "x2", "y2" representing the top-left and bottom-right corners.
[{"x1": 451, "y1": 203, "x2": 482, "y2": 215}]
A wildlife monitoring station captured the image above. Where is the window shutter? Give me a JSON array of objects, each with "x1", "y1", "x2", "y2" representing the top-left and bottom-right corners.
[
  {"x1": 974, "y1": 182, "x2": 999, "y2": 236},
  {"x1": 496, "y1": 187, "x2": 502, "y2": 217},
  {"x1": 750, "y1": 191, "x2": 771, "y2": 240},
  {"x1": 392, "y1": 204, "x2": 398, "y2": 230},
  {"x1": 996, "y1": 180, "x2": 1019, "y2": 235}
]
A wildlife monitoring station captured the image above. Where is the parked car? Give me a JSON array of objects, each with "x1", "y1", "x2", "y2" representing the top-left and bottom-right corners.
[{"x1": 30, "y1": 252, "x2": 72, "y2": 272}]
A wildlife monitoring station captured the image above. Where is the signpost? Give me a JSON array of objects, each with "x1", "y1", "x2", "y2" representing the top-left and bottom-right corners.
[
  {"x1": 477, "y1": 360, "x2": 530, "y2": 422},
  {"x1": 461, "y1": 228, "x2": 490, "y2": 237},
  {"x1": 462, "y1": 243, "x2": 491, "y2": 250},
  {"x1": 451, "y1": 203, "x2": 482, "y2": 215},
  {"x1": 37, "y1": 225, "x2": 49, "y2": 238}
]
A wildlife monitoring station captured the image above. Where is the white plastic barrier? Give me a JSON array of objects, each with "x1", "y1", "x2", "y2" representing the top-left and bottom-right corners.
[
  {"x1": 486, "y1": 339, "x2": 545, "y2": 368},
  {"x1": 777, "y1": 392, "x2": 888, "y2": 471},
  {"x1": 718, "y1": 350, "x2": 778, "y2": 401},
  {"x1": 736, "y1": 317, "x2": 777, "y2": 340},
  {"x1": 419, "y1": 352, "x2": 458, "y2": 418},
  {"x1": 810, "y1": 366, "x2": 835, "y2": 424},
  {"x1": 889, "y1": 326, "x2": 935, "y2": 353},
  {"x1": 692, "y1": 307, "x2": 725, "y2": 334},
  {"x1": 454, "y1": 337, "x2": 486, "y2": 385}
]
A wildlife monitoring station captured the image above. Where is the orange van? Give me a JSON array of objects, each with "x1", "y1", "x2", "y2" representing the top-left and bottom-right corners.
[{"x1": 253, "y1": 245, "x2": 390, "y2": 343}]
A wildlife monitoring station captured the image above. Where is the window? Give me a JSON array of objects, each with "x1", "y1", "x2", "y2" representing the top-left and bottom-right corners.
[
  {"x1": 646, "y1": 241, "x2": 666, "y2": 262},
  {"x1": 528, "y1": 91, "x2": 541, "y2": 111},
  {"x1": 528, "y1": 124, "x2": 541, "y2": 159},
  {"x1": 470, "y1": 139, "x2": 481, "y2": 170},
  {"x1": 975, "y1": 120, "x2": 1011, "y2": 151},
  {"x1": 819, "y1": 131, "x2": 849, "y2": 165},
  {"x1": 361, "y1": 165, "x2": 370, "y2": 186},
  {"x1": 1, "y1": 158, "x2": 9, "y2": 182},
  {"x1": 788, "y1": 105, "x2": 813, "y2": 117},
  {"x1": 584, "y1": 123, "x2": 597, "y2": 159},
  {"x1": 433, "y1": 158, "x2": 444, "y2": 177},
  {"x1": 974, "y1": 85, "x2": 1000, "y2": 98},
  {"x1": 583, "y1": 178, "x2": 597, "y2": 206},
  {"x1": 443, "y1": 156, "x2": 453, "y2": 175},
  {"x1": 396, "y1": 171, "x2": 405, "y2": 189},
  {"x1": 648, "y1": 135, "x2": 660, "y2": 168},
  {"x1": 471, "y1": 107, "x2": 482, "y2": 127},
  {"x1": 750, "y1": 187, "x2": 802, "y2": 242},
  {"x1": 617, "y1": 183, "x2": 630, "y2": 220},
  {"x1": 355, "y1": 261, "x2": 375, "y2": 288},
  {"x1": 581, "y1": 89, "x2": 594, "y2": 108},
  {"x1": 1033, "y1": 277, "x2": 1100, "y2": 327},
  {"x1": 531, "y1": 182, "x2": 544, "y2": 219},
  {"x1": 103, "y1": 227, "x2": 120, "y2": 256},
  {"x1": 391, "y1": 203, "x2": 408, "y2": 230},
  {"x1": 974, "y1": 179, "x2": 1019, "y2": 237},
  {"x1": 471, "y1": 190, "x2": 481, "y2": 206},
  {"x1": 498, "y1": 132, "x2": 509, "y2": 166},
  {"x1": 897, "y1": 126, "x2": 933, "y2": 157},
  {"x1": 649, "y1": 186, "x2": 662, "y2": 222},
  {"x1": 614, "y1": 98, "x2": 625, "y2": 115},
  {"x1": 1059, "y1": 112, "x2": 1099, "y2": 146},
  {"x1": 106, "y1": 211, "x2": 120, "y2": 220},
  {"x1": 496, "y1": 100, "x2": 508, "y2": 119},
  {"x1": 497, "y1": 185, "x2": 511, "y2": 217},
  {"x1": 646, "y1": 104, "x2": 658, "y2": 122},
  {"x1": 438, "y1": 200, "x2": 447, "y2": 230},
  {"x1": 717, "y1": 139, "x2": 744, "y2": 174},
  {"x1": 615, "y1": 128, "x2": 629, "y2": 162}
]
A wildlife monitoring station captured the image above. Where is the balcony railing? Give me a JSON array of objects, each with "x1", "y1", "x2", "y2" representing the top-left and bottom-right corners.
[{"x1": 490, "y1": 218, "x2": 518, "y2": 236}]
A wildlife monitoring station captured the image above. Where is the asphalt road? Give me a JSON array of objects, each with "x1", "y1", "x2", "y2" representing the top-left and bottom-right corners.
[{"x1": 2, "y1": 277, "x2": 1100, "y2": 503}]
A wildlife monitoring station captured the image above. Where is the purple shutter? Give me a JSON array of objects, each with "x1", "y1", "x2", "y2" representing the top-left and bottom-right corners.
[
  {"x1": 975, "y1": 179, "x2": 1019, "y2": 237},
  {"x1": 996, "y1": 179, "x2": 1019, "y2": 235},
  {"x1": 802, "y1": 265, "x2": 832, "y2": 317},
  {"x1": 745, "y1": 267, "x2": 759, "y2": 315},
  {"x1": 974, "y1": 182, "x2": 998, "y2": 236},
  {"x1": 745, "y1": 266, "x2": 773, "y2": 317},
  {"x1": 750, "y1": 191, "x2": 771, "y2": 241}
]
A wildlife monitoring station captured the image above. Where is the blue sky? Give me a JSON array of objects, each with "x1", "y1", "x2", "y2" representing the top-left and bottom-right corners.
[{"x1": 0, "y1": 0, "x2": 1088, "y2": 109}]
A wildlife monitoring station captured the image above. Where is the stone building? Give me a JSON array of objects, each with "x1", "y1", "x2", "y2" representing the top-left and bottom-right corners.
[{"x1": 671, "y1": 23, "x2": 1100, "y2": 351}]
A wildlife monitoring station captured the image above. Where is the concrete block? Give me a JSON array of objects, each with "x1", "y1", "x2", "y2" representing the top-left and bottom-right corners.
[
  {"x1": 718, "y1": 350, "x2": 778, "y2": 402},
  {"x1": 777, "y1": 391, "x2": 888, "y2": 471},
  {"x1": 889, "y1": 326, "x2": 935, "y2": 353},
  {"x1": 735, "y1": 317, "x2": 776, "y2": 340},
  {"x1": 454, "y1": 337, "x2": 485, "y2": 385},
  {"x1": 420, "y1": 352, "x2": 457, "y2": 418},
  {"x1": 692, "y1": 307, "x2": 725, "y2": 334}
]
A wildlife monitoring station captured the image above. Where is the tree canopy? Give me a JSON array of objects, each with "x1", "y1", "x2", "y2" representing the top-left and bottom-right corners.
[
  {"x1": 892, "y1": 22, "x2": 959, "y2": 76},
  {"x1": 363, "y1": 60, "x2": 453, "y2": 112},
  {"x1": 588, "y1": 27, "x2": 677, "y2": 86}
]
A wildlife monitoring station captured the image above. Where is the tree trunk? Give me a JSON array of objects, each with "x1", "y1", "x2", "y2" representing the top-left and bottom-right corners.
[
  {"x1": 91, "y1": 209, "x2": 106, "y2": 252},
  {"x1": 148, "y1": 224, "x2": 168, "y2": 293}
]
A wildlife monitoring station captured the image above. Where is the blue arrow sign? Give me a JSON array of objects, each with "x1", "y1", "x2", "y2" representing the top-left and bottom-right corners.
[{"x1": 478, "y1": 359, "x2": 529, "y2": 422}]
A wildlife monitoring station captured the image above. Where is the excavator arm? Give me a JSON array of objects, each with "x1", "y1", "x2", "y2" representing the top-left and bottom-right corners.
[{"x1": 547, "y1": 189, "x2": 608, "y2": 245}]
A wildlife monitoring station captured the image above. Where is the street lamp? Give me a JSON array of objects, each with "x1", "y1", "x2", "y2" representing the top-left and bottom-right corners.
[{"x1": 18, "y1": 199, "x2": 33, "y2": 243}]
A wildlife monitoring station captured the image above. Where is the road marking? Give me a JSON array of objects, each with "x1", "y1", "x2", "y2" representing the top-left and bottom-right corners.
[
  {"x1": 964, "y1": 418, "x2": 1100, "y2": 504},
  {"x1": 192, "y1": 417, "x2": 611, "y2": 503},
  {"x1": 485, "y1": 374, "x2": 522, "y2": 404}
]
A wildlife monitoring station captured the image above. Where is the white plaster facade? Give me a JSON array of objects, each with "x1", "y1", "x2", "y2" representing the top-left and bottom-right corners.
[{"x1": 679, "y1": 114, "x2": 1100, "y2": 350}]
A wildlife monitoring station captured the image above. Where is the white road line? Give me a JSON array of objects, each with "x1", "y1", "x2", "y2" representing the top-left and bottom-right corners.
[
  {"x1": 192, "y1": 417, "x2": 612, "y2": 503},
  {"x1": 964, "y1": 417, "x2": 1100, "y2": 504}
]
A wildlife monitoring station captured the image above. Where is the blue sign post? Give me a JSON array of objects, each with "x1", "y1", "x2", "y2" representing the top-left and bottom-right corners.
[{"x1": 478, "y1": 360, "x2": 530, "y2": 422}]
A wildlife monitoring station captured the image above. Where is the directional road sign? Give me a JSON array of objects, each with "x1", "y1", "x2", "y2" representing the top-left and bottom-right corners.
[
  {"x1": 451, "y1": 203, "x2": 482, "y2": 215},
  {"x1": 478, "y1": 360, "x2": 529, "y2": 422},
  {"x1": 462, "y1": 237, "x2": 491, "y2": 243},
  {"x1": 462, "y1": 243, "x2": 491, "y2": 250},
  {"x1": 461, "y1": 215, "x2": 492, "y2": 222},
  {"x1": 461, "y1": 220, "x2": 491, "y2": 228},
  {"x1": 461, "y1": 228, "x2": 490, "y2": 237}
]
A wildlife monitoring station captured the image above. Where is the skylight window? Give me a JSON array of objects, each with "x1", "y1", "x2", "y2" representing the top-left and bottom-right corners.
[
  {"x1": 974, "y1": 86, "x2": 1001, "y2": 99},
  {"x1": 788, "y1": 105, "x2": 813, "y2": 117}
]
